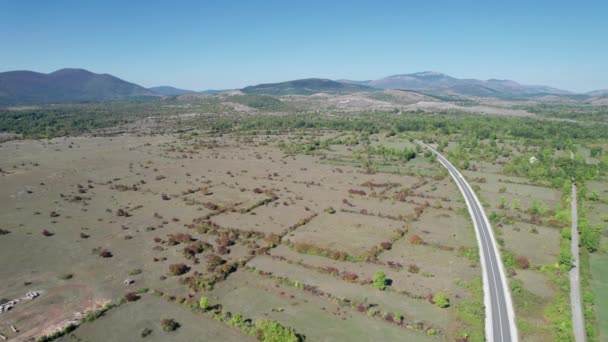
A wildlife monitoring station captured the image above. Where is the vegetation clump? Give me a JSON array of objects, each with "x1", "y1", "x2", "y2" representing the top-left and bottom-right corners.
[
  {"x1": 255, "y1": 319, "x2": 301, "y2": 342},
  {"x1": 433, "y1": 292, "x2": 450, "y2": 308},
  {"x1": 372, "y1": 270, "x2": 387, "y2": 290},
  {"x1": 160, "y1": 318, "x2": 180, "y2": 332},
  {"x1": 168, "y1": 263, "x2": 190, "y2": 275}
]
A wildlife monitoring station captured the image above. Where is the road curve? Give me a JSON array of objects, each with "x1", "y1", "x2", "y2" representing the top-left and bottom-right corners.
[{"x1": 416, "y1": 141, "x2": 518, "y2": 342}]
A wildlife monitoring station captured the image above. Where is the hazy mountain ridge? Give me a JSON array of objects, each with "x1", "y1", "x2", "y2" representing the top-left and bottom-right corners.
[
  {"x1": 342, "y1": 71, "x2": 573, "y2": 97},
  {"x1": 149, "y1": 86, "x2": 197, "y2": 96},
  {"x1": 0, "y1": 68, "x2": 157, "y2": 104},
  {"x1": 241, "y1": 78, "x2": 376, "y2": 95},
  {"x1": 1, "y1": 68, "x2": 606, "y2": 105}
]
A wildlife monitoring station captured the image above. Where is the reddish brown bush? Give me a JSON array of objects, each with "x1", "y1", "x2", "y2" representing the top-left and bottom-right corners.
[
  {"x1": 206, "y1": 254, "x2": 224, "y2": 269},
  {"x1": 384, "y1": 313, "x2": 394, "y2": 322},
  {"x1": 409, "y1": 234, "x2": 423, "y2": 245},
  {"x1": 216, "y1": 245, "x2": 229, "y2": 255},
  {"x1": 342, "y1": 198, "x2": 354, "y2": 207},
  {"x1": 516, "y1": 256, "x2": 530, "y2": 269},
  {"x1": 322, "y1": 266, "x2": 340, "y2": 275},
  {"x1": 153, "y1": 237, "x2": 162, "y2": 243},
  {"x1": 161, "y1": 193, "x2": 170, "y2": 201},
  {"x1": 203, "y1": 202, "x2": 219, "y2": 211},
  {"x1": 253, "y1": 188, "x2": 264, "y2": 194},
  {"x1": 124, "y1": 292, "x2": 140, "y2": 302},
  {"x1": 42, "y1": 229, "x2": 54, "y2": 236},
  {"x1": 408, "y1": 264, "x2": 420, "y2": 274},
  {"x1": 174, "y1": 233, "x2": 193, "y2": 243},
  {"x1": 356, "y1": 304, "x2": 366, "y2": 313},
  {"x1": 426, "y1": 293, "x2": 435, "y2": 304},
  {"x1": 387, "y1": 261, "x2": 403, "y2": 269},
  {"x1": 380, "y1": 242, "x2": 392, "y2": 250},
  {"x1": 342, "y1": 272, "x2": 359, "y2": 282},
  {"x1": 168, "y1": 263, "x2": 190, "y2": 276},
  {"x1": 348, "y1": 189, "x2": 367, "y2": 196}
]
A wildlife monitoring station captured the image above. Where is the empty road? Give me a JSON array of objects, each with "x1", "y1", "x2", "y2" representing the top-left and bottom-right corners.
[
  {"x1": 570, "y1": 150, "x2": 585, "y2": 342},
  {"x1": 416, "y1": 141, "x2": 518, "y2": 342}
]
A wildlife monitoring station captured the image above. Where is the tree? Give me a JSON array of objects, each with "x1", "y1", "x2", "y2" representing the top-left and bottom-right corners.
[
  {"x1": 199, "y1": 296, "x2": 209, "y2": 310},
  {"x1": 433, "y1": 292, "x2": 450, "y2": 308},
  {"x1": 373, "y1": 270, "x2": 387, "y2": 290}
]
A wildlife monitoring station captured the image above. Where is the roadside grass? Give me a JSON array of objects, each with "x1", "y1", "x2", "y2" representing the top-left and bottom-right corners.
[{"x1": 454, "y1": 278, "x2": 484, "y2": 342}]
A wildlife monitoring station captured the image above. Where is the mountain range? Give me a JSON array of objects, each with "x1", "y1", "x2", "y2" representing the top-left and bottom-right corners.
[
  {"x1": 341, "y1": 71, "x2": 572, "y2": 97},
  {"x1": 0, "y1": 69, "x2": 156, "y2": 104},
  {"x1": 241, "y1": 78, "x2": 375, "y2": 95},
  {"x1": 0, "y1": 68, "x2": 605, "y2": 105}
]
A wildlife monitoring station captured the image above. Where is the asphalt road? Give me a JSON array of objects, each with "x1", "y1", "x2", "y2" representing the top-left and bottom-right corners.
[
  {"x1": 416, "y1": 141, "x2": 518, "y2": 342},
  {"x1": 569, "y1": 151, "x2": 585, "y2": 341}
]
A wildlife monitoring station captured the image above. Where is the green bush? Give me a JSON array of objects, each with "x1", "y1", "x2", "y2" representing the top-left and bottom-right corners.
[
  {"x1": 199, "y1": 296, "x2": 209, "y2": 310},
  {"x1": 255, "y1": 320, "x2": 301, "y2": 342},
  {"x1": 160, "y1": 318, "x2": 180, "y2": 332},
  {"x1": 372, "y1": 270, "x2": 387, "y2": 290},
  {"x1": 433, "y1": 292, "x2": 450, "y2": 308}
]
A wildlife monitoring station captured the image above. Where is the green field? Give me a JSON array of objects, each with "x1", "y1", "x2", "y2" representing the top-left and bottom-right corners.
[{"x1": 590, "y1": 255, "x2": 608, "y2": 341}]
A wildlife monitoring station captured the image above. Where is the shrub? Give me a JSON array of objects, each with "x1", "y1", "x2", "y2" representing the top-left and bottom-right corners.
[
  {"x1": 0, "y1": 229, "x2": 11, "y2": 235},
  {"x1": 515, "y1": 256, "x2": 530, "y2": 269},
  {"x1": 342, "y1": 272, "x2": 359, "y2": 282},
  {"x1": 42, "y1": 229, "x2": 54, "y2": 236},
  {"x1": 79, "y1": 232, "x2": 89, "y2": 239},
  {"x1": 380, "y1": 241, "x2": 392, "y2": 250},
  {"x1": 203, "y1": 202, "x2": 219, "y2": 210},
  {"x1": 409, "y1": 234, "x2": 423, "y2": 245},
  {"x1": 129, "y1": 268, "x2": 143, "y2": 275},
  {"x1": 206, "y1": 254, "x2": 224, "y2": 268},
  {"x1": 216, "y1": 245, "x2": 229, "y2": 255},
  {"x1": 408, "y1": 264, "x2": 420, "y2": 273},
  {"x1": 160, "y1": 318, "x2": 179, "y2": 332},
  {"x1": 348, "y1": 189, "x2": 367, "y2": 196},
  {"x1": 174, "y1": 233, "x2": 193, "y2": 243},
  {"x1": 99, "y1": 249, "x2": 113, "y2": 258},
  {"x1": 255, "y1": 320, "x2": 300, "y2": 342},
  {"x1": 373, "y1": 270, "x2": 387, "y2": 290},
  {"x1": 124, "y1": 292, "x2": 140, "y2": 302},
  {"x1": 230, "y1": 313, "x2": 243, "y2": 327},
  {"x1": 581, "y1": 222, "x2": 601, "y2": 253},
  {"x1": 433, "y1": 292, "x2": 450, "y2": 308},
  {"x1": 140, "y1": 328, "x2": 152, "y2": 337},
  {"x1": 199, "y1": 296, "x2": 209, "y2": 310},
  {"x1": 168, "y1": 263, "x2": 190, "y2": 276}
]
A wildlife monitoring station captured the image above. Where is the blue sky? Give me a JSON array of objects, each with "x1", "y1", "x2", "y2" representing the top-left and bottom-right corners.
[{"x1": 1, "y1": 0, "x2": 606, "y2": 92}]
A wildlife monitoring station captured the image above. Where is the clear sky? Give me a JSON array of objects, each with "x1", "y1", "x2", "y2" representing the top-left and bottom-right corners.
[{"x1": 1, "y1": 0, "x2": 606, "y2": 92}]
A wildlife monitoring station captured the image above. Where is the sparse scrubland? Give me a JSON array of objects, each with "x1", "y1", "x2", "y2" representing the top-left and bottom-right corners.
[{"x1": 1, "y1": 96, "x2": 607, "y2": 341}]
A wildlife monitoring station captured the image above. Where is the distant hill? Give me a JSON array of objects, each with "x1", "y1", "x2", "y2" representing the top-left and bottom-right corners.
[
  {"x1": 149, "y1": 86, "x2": 197, "y2": 96},
  {"x1": 0, "y1": 68, "x2": 157, "y2": 105},
  {"x1": 343, "y1": 71, "x2": 573, "y2": 97},
  {"x1": 149, "y1": 86, "x2": 232, "y2": 96},
  {"x1": 586, "y1": 89, "x2": 608, "y2": 97},
  {"x1": 241, "y1": 78, "x2": 376, "y2": 95}
]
